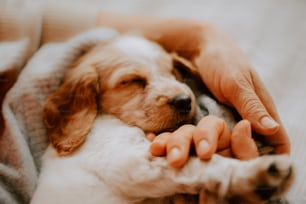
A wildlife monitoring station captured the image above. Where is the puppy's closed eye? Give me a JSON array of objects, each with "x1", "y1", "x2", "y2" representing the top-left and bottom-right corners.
[{"x1": 119, "y1": 76, "x2": 147, "y2": 88}]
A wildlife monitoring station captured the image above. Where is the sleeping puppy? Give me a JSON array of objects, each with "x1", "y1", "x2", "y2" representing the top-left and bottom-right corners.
[{"x1": 31, "y1": 35, "x2": 294, "y2": 204}]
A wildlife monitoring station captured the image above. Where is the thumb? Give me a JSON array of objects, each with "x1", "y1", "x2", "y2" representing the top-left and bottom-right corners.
[{"x1": 233, "y1": 89, "x2": 279, "y2": 135}]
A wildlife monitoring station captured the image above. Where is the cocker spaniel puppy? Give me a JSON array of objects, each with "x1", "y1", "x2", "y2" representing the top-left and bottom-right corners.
[{"x1": 31, "y1": 35, "x2": 294, "y2": 204}]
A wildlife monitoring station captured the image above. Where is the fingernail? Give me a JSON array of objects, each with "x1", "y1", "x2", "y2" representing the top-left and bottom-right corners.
[
  {"x1": 260, "y1": 117, "x2": 279, "y2": 130},
  {"x1": 168, "y1": 147, "x2": 181, "y2": 162},
  {"x1": 198, "y1": 140, "x2": 210, "y2": 156}
]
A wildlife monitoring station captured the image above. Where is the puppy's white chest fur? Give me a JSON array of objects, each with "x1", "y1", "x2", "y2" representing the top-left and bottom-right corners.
[
  {"x1": 34, "y1": 115, "x2": 183, "y2": 204},
  {"x1": 32, "y1": 115, "x2": 293, "y2": 204},
  {"x1": 32, "y1": 115, "x2": 150, "y2": 204}
]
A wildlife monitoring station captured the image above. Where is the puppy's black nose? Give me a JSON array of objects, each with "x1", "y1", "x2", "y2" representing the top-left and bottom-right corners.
[{"x1": 170, "y1": 95, "x2": 192, "y2": 114}]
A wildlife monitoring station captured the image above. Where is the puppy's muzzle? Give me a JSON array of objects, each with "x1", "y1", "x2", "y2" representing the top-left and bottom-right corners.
[{"x1": 170, "y1": 94, "x2": 192, "y2": 114}]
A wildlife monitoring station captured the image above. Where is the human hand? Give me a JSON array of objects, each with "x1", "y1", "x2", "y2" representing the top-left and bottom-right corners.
[
  {"x1": 196, "y1": 47, "x2": 290, "y2": 153},
  {"x1": 148, "y1": 115, "x2": 259, "y2": 168},
  {"x1": 194, "y1": 25, "x2": 290, "y2": 154}
]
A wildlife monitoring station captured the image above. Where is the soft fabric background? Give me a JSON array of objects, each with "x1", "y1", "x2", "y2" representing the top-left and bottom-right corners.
[{"x1": 74, "y1": 0, "x2": 306, "y2": 202}]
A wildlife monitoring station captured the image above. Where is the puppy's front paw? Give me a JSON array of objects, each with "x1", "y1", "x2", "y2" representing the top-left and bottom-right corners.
[{"x1": 230, "y1": 155, "x2": 294, "y2": 203}]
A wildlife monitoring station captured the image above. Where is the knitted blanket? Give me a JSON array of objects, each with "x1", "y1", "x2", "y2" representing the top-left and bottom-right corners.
[{"x1": 0, "y1": 28, "x2": 118, "y2": 204}]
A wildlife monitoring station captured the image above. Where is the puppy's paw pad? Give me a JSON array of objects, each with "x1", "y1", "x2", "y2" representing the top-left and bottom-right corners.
[
  {"x1": 267, "y1": 163, "x2": 279, "y2": 176},
  {"x1": 254, "y1": 155, "x2": 294, "y2": 201},
  {"x1": 255, "y1": 185, "x2": 278, "y2": 200},
  {"x1": 266, "y1": 161, "x2": 293, "y2": 179}
]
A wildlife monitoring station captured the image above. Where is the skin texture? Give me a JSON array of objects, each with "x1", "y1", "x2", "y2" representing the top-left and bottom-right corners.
[{"x1": 96, "y1": 11, "x2": 290, "y2": 166}]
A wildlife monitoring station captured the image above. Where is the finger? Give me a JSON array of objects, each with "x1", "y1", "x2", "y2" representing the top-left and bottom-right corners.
[
  {"x1": 166, "y1": 125, "x2": 195, "y2": 168},
  {"x1": 230, "y1": 82, "x2": 280, "y2": 136},
  {"x1": 252, "y1": 71, "x2": 290, "y2": 153},
  {"x1": 146, "y1": 133, "x2": 156, "y2": 142},
  {"x1": 193, "y1": 115, "x2": 231, "y2": 160},
  {"x1": 217, "y1": 148, "x2": 233, "y2": 157},
  {"x1": 261, "y1": 126, "x2": 290, "y2": 154},
  {"x1": 149, "y1": 132, "x2": 170, "y2": 156},
  {"x1": 231, "y1": 120, "x2": 259, "y2": 160}
]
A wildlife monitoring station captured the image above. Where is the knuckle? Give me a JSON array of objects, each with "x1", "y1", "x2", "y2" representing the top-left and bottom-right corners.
[
  {"x1": 180, "y1": 124, "x2": 196, "y2": 131},
  {"x1": 205, "y1": 115, "x2": 226, "y2": 130},
  {"x1": 240, "y1": 95, "x2": 266, "y2": 119},
  {"x1": 195, "y1": 116, "x2": 227, "y2": 142},
  {"x1": 174, "y1": 125, "x2": 195, "y2": 137},
  {"x1": 201, "y1": 115, "x2": 223, "y2": 124}
]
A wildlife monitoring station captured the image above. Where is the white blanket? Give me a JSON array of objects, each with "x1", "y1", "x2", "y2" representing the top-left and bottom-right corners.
[{"x1": 0, "y1": 28, "x2": 118, "y2": 204}]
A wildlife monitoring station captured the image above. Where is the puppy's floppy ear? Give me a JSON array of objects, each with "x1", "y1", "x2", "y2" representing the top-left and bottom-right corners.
[
  {"x1": 172, "y1": 53, "x2": 210, "y2": 95},
  {"x1": 43, "y1": 65, "x2": 99, "y2": 156},
  {"x1": 171, "y1": 53, "x2": 202, "y2": 83},
  {"x1": 172, "y1": 53, "x2": 201, "y2": 81}
]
